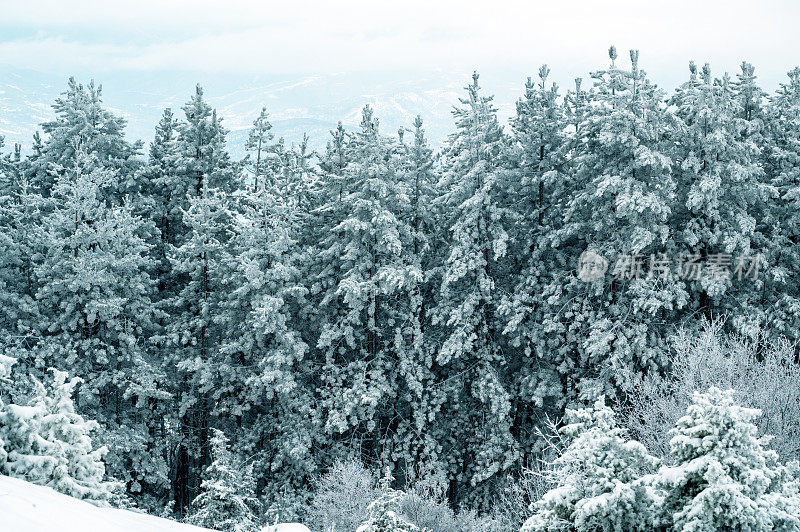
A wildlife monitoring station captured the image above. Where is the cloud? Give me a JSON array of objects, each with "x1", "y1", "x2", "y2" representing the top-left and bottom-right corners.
[{"x1": 1, "y1": 0, "x2": 799, "y2": 89}]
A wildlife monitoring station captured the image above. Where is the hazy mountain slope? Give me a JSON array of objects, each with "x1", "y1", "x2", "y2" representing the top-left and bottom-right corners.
[{"x1": 0, "y1": 67, "x2": 521, "y2": 156}]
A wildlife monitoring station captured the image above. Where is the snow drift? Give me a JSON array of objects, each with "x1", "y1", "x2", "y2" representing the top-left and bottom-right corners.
[
  {"x1": 0, "y1": 475, "x2": 212, "y2": 532},
  {"x1": 0, "y1": 474, "x2": 313, "y2": 532}
]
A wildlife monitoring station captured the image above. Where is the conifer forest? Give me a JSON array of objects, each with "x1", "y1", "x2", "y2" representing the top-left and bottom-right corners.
[{"x1": 5, "y1": 44, "x2": 800, "y2": 530}]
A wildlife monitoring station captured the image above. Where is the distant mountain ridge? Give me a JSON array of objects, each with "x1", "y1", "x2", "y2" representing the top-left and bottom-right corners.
[{"x1": 0, "y1": 67, "x2": 523, "y2": 159}]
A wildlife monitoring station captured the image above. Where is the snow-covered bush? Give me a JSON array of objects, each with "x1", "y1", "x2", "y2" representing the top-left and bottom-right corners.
[
  {"x1": 627, "y1": 319, "x2": 800, "y2": 461},
  {"x1": 261, "y1": 525, "x2": 312, "y2": 532},
  {"x1": 306, "y1": 459, "x2": 380, "y2": 532},
  {"x1": 356, "y1": 471, "x2": 420, "y2": 532},
  {"x1": 189, "y1": 428, "x2": 261, "y2": 532},
  {"x1": 0, "y1": 368, "x2": 114, "y2": 504},
  {"x1": 0, "y1": 353, "x2": 14, "y2": 381},
  {"x1": 0, "y1": 353, "x2": 15, "y2": 466},
  {"x1": 521, "y1": 397, "x2": 658, "y2": 532},
  {"x1": 400, "y1": 479, "x2": 504, "y2": 532},
  {"x1": 307, "y1": 459, "x2": 503, "y2": 532},
  {"x1": 654, "y1": 387, "x2": 800, "y2": 531}
]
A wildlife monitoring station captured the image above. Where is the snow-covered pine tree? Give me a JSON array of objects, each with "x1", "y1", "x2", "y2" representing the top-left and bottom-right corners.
[
  {"x1": 244, "y1": 107, "x2": 275, "y2": 190},
  {"x1": 106, "y1": 107, "x2": 189, "y2": 510},
  {"x1": 432, "y1": 72, "x2": 516, "y2": 504},
  {"x1": 24, "y1": 77, "x2": 143, "y2": 199},
  {"x1": 669, "y1": 62, "x2": 771, "y2": 326},
  {"x1": 162, "y1": 85, "x2": 240, "y2": 514},
  {"x1": 521, "y1": 397, "x2": 658, "y2": 532},
  {"x1": 655, "y1": 387, "x2": 800, "y2": 531},
  {"x1": 313, "y1": 105, "x2": 414, "y2": 464},
  {"x1": 216, "y1": 172, "x2": 313, "y2": 506},
  {"x1": 167, "y1": 183, "x2": 235, "y2": 512},
  {"x1": 499, "y1": 65, "x2": 569, "y2": 445},
  {"x1": 32, "y1": 156, "x2": 166, "y2": 501},
  {"x1": 0, "y1": 135, "x2": 22, "y2": 198},
  {"x1": 34, "y1": 160, "x2": 159, "y2": 404},
  {"x1": 3, "y1": 87, "x2": 160, "y2": 506},
  {"x1": 389, "y1": 115, "x2": 445, "y2": 485},
  {"x1": 0, "y1": 138, "x2": 40, "y2": 348},
  {"x1": 189, "y1": 428, "x2": 260, "y2": 532},
  {"x1": 176, "y1": 86, "x2": 239, "y2": 195},
  {"x1": 0, "y1": 369, "x2": 115, "y2": 504},
  {"x1": 319, "y1": 121, "x2": 350, "y2": 183},
  {"x1": 552, "y1": 48, "x2": 678, "y2": 399},
  {"x1": 400, "y1": 116, "x2": 438, "y2": 265},
  {"x1": 510, "y1": 65, "x2": 565, "y2": 237},
  {"x1": 310, "y1": 120, "x2": 351, "y2": 265},
  {"x1": 306, "y1": 120, "x2": 351, "y2": 346},
  {"x1": 278, "y1": 133, "x2": 319, "y2": 217},
  {"x1": 145, "y1": 108, "x2": 181, "y2": 291},
  {"x1": 761, "y1": 66, "x2": 800, "y2": 341}
]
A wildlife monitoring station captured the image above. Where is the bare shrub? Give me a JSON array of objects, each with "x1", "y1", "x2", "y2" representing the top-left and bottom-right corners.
[
  {"x1": 626, "y1": 318, "x2": 800, "y2": 461},
  {"x1": 306, "y1": 459, "x2": 380, "y2": 532},
  {"x1": 399, "y1": 481, "x2": 504, "y2": 532}
]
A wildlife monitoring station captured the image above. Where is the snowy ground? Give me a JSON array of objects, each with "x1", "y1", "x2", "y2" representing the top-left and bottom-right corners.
[
  {"x1": 0, "y1": 475, "x2": 312, "y2": 532},
  {"x1": 0, "y1": 475, "x2": 212, "y2": 532}
]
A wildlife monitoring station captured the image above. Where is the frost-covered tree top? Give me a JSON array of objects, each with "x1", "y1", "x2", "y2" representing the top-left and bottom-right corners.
[
  {"x1": 0, "y1": 369, "x2": 115, "y2": 504},
  {"x1": 522, "y1": 397, "x2": 658, "y2": 532},
  {"x1": 656, "y1": 387, "x2": 799, "y2": 531},
  {"x1": 357, "y1": 472, "x2": 420, "y2": 532},
  {"x1": 189, "y1": 428, "x2": 260, "y2": 532}
]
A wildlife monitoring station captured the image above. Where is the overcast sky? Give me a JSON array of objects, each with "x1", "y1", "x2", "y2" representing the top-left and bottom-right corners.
[{"x1": 1, "y1": 0, "x2": 799, "y2": 89}]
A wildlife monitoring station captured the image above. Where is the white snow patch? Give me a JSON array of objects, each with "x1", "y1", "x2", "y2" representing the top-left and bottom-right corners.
[
  {"x1": 262, "y1": 525, "x2": 312, "y2": 532},
  {"x1": 0, "y1": 475, "x2": 213, "y2": 532}
]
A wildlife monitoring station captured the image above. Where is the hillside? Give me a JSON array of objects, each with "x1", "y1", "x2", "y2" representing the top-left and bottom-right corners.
[
  {"x1": 0, "y1": 475, "x2": 212, "y2": 532},
  {"x1": 0, "y1": 67, "x2": 521, "y2": 156}
]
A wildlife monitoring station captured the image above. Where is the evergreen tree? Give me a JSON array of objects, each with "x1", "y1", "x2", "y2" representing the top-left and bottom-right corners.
[
  {"x1": 218, "y1": 177, "x2": 314, "y2": 504},
  {"x1": 32, "y1": 158, "x2": 165, "y2": 500},
  {"x1": 25, "y1": 77, "x2": 142, "y2": 198},
  {"x1": 521, "y1": 397, "x2": 658, "y2": 532},
  {"x1": 669, "y1": 62, "x2": 771, "y2": 324},
  {"x1": 278, "y1": 134, "x2": 319, "y2": 216},
  {"x1": 177, "y1": 85, "x2": 238, "y2": 194},
  {"x1": 655, "y1": 387, "x2": 799, "y2": 531},
  {"x1": 0, "y1": 139, "x2": 40, "y2": 347},
  {"x1": 161, "y1": 85, "x2": 240, "y2": 513},
  {"x1": 145, "y1": 108, "x2": 181, "y2": 292},
  {"x1": 189, "y1": 428, "x2": 260, "y2": 532},
  {"x1": 313, "y1": 107, "x2": 411, "y2": 449},
  {"x1": 500, "y1": 65, "x2": 569, "y2": 447},
  {"x1": 432, "y1": 73, "x2": 516, "y2": 504},
  {"x1": 553, "y1": 48, "x2": 678, "y2": 399},
  {"x1": 763, "y1": 67, "x2": 800, "y2": 340},
  {"x1": 34, "y1": 161, "x2": 159, "y2": 407},
  {"x1": 0, "y1": 369, "x2": 115, "y2": 504},
  {"x1": 0, "y1": 136, "x2": 23, "y2": 198},
  {"x1": 244, "y1": 107, "x2": 275, "y2": 190},
  {"x1": 167, "y1": 184, "x2": 235, "y2": 512},
  {"x1": 390, "y1": 116, "x2": 443, "y2": 485}
]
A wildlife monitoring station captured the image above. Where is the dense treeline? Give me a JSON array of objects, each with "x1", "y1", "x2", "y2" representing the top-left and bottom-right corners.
[{"x1": 2, "y1": 47, "x2": 800, "y2": 518}]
